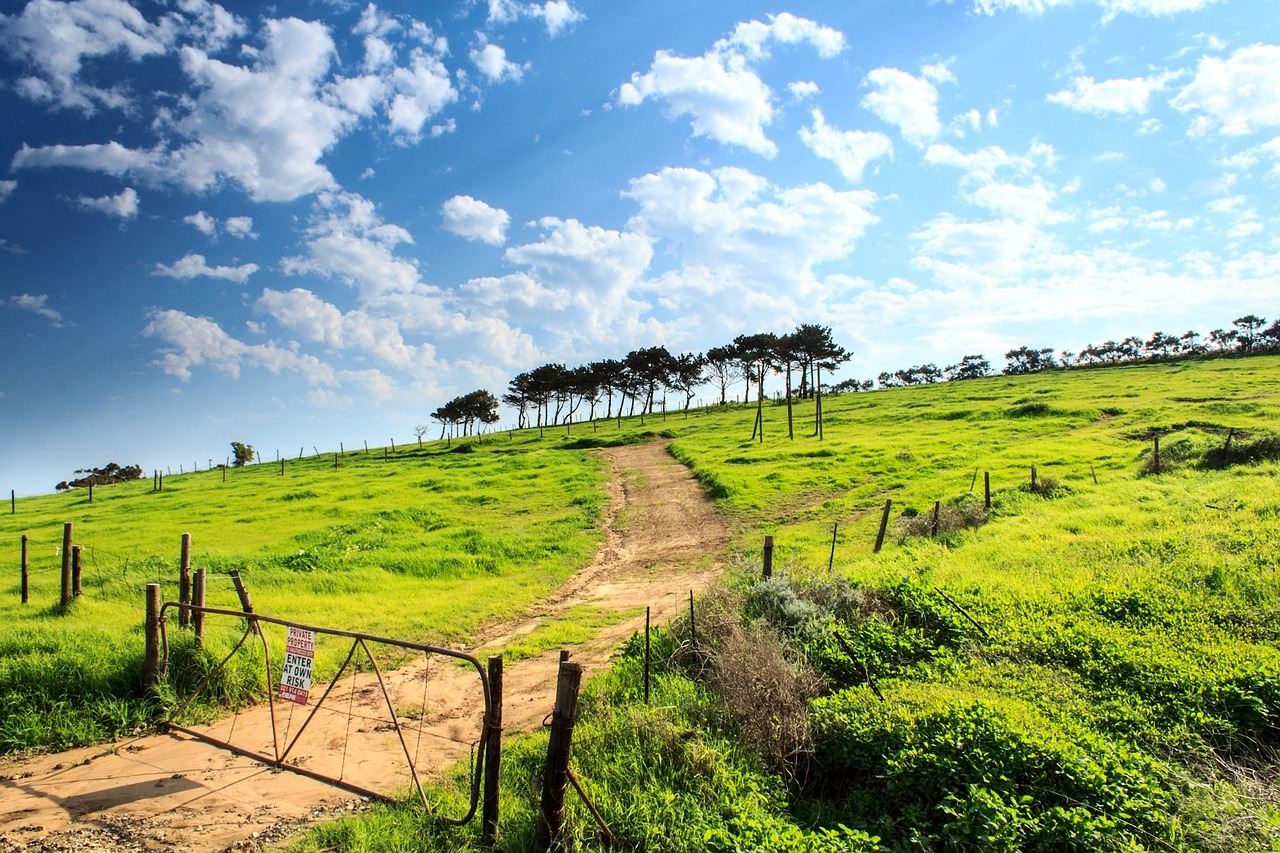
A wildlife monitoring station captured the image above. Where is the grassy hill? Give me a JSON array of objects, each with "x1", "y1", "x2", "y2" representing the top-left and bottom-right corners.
[{"x1": 5, "y1": 354, "x2": 1280, "y2": 850}]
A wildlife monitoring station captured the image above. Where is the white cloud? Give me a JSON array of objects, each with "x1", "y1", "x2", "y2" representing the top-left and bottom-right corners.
[
  {"x1": 9, "y1": 11, "x2": 458, "y2": 200},
  {"x1": 142, "y1": 308, "x2": 335, "y2": 383},
  {"x1": 0, "y1": 0, "x2": 171, "y2": 112},
  {"x1": 1173, "y1": 44, "x2": 1280, "y2": 135},
  {"x1": 224, "y1": 216, "x2": 255, "y2": 239},
  {"x1": 788, "y1": 81, "x2": 819, "y2": 101},
  {"x1": 972, "y1": 0, "x2": 1220, "y2": 21},
  {"x1": 9, "y1": 293, "x2": 65, "y2": 326},
  {"x1": 862, "y1": 67, "x2": 943, "y2": 147},
  {"x1": 281, "y1": 192, "x2": 427, "y2": 298},
  {"x1": 1048, "y1": 72, "x2": 1177, "y2": 115},
  {"x1": 154, "y1": 252, "x2": 259, "y2": 282},
  {"x1": 255, "y1": 287, "x2": 418, "y2": 368},
  {"x1": 617, "y1": 13, "x2": 845, "y2": 158},
  {"x1": 442, "y1": 195, "x2": 510, "y2": 245},
  {"x1": 76, "y1": 186, "x2": 138, "y2": 218},
  {"x1": 798, "y1": 109, "x2": 894, "y2": 183},
  {"x1": 471, "y1": 40, "x2": 524, "y2": 83},
  {"x1": 485, "y1": 0, "x2": 585, "y2": 36},
  {"x1": 185, "y1": 210, "x2": 216, "y2": 235},
  {"x1": 0, "y1": 180, "x2": 15, "y2": 203}
]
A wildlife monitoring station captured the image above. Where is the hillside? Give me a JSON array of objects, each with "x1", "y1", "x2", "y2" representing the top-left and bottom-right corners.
[{"x1": 3, "y1": 354, "x2": 1280, "y2": 851}]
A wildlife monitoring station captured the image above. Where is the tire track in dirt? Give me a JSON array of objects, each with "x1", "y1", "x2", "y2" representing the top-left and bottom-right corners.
[{"x1": 0, "y1": 440, "x2": 729, "y2": 852}]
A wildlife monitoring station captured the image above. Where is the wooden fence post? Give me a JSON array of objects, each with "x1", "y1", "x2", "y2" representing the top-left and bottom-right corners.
[
  {"x1": 144, "y1": 583, "x2": 161, "y2": 692},
  {"x1": 828, "y1": 522, "x2": 839, "y2": 571},
  {"x1": 1153, "y1": 436, "x2": 1161, "y2": 474},
  {"x1": 482, "y1": 655, "x2": 504, "y2": 848},
  {"x1": 10, "y1": 488, "x2": 13, "y2": 514},
  {"x1": 72, "y1": 545, "x2": 82, "y2": 597},
  {"x1": 930, "y1": 501, "x2": 941, "y2": 537},
  {"x1": 21, "y1": 535, "x2": 28, "y2": 604},
  {"x1": 193, "y1": 568, "x2": 206, "y2": 648},
  {"x1": 984, "y1": 472, "x2": 991, "y2": 510},
  {"x1": 534, "y1": 661, "x2": 583, "y2": 853},
  {"x1": 179, "y1": 532, "x2": 192, "y2": 629},
  {"x1": 60, "y1": 522, "x2": 73, "y2": 609},
  {"x1": 874, "y1": 499, "x2": 892, "y2": 553},
  {"x1": 1031, "y1": 465, "x2": 1038, "y2": 490},
  {"x1": 230, "y1": 569, "x2": 259, "y2": 635},
  {"x1": 762, "y1": 535, "x2": 774, "y2": 579},
  {"x1": 689, "y1": 590, "x2": 696, "y2": 651},
  {"x1": 644, "y1": 606, "x2": 651, "y2": 704}
]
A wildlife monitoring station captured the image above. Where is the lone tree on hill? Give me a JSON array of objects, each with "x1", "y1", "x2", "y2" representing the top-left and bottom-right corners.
[{"x1": 230, "y1": 441, "x2": 254, "y2": 467}]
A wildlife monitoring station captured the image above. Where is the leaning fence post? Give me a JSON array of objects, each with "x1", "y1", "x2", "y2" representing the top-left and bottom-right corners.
[
  {"x1": 535, "y1": 661, "x2": 583, "y2": 853},
  {"x1": 762, "y1": 535, "x2": 774, "y2": 579},
  {"x1": 179, "y1": 532, "x2": 192, "y2": 629},
  {"x1": 828, "y1": 522, "x2": 839, "y2": 571},
  {"x1": 144, "y1": 583, "x2": 161, "y2": 692},
  {"x1": 60, "y1": 522, "x2": 73, "y2": 609},
  {"x1": 21, "y1": 535, "x2": 29, "y2": 604},
  {"x1": 72, "y1": 545, "x2": 82, "y2": 598},
  {"x1": 193, "y1": 568, "x2": 206, "y2": 648},
  {"x1": 482, "y1": 655, "x2": 504, "y2": 848},
  {"x1": 984, "y1": 472, "x2": 991, "y2": 510},
  {"x1": 874, "y1": 499, "x2": 892, "y2": 553},
  {"x1": 230, "y1": 569, "x2": 259, "y2": 635}
]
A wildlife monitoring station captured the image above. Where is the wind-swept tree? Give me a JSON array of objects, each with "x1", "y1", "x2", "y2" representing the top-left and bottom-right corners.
[
  {"x1": 1233, "y1": 315, "x2": 1266, "y2": 351},
  {"x1": 230, "y1": 442, "x2": 254, "y2": 467},
  {"x1": 703, "y1": 344, "x2": 742, "y2": 406},
  {"x1": 667, "y1": 351, "x2": 707, "y2": 415},
  {"x1": 1004, "y1": 346, "x2": 1057, "y2": 375},
  {"x1": 790, "y1": 324, "x2": 850, "y2": 439},
  {"x1": 1144, "y1": 331, "x2": 1180, "y2": 359},
  {"x1": 733, "y1": 332, "x2": 780, "y2": 442},
  {"x1": 945, "y1": 355, "x2": 992, "y2": 381},
  {"x1": 1207, "y1": 328, "x2": 1237, "y2": 351}
]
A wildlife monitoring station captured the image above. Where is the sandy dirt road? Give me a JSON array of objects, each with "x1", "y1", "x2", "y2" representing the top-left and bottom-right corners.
[{"x1": 0, "y1": 441, "x2": 730, "y2": 852}]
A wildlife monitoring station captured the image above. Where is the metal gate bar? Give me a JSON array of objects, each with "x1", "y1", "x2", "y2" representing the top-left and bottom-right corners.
[{"x1": 158, "y1": 601, "x2": 490, "y2": 824}]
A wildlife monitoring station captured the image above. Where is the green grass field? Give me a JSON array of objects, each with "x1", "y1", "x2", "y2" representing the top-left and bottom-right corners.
[{"x1": 5, "y1": 354, "x2": 1280, "y2": 851}]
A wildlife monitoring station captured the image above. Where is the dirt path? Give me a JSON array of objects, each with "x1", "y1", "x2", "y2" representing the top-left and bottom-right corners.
[{"x1": 0, "y1": 441, "x2": 730, "y2": 852}]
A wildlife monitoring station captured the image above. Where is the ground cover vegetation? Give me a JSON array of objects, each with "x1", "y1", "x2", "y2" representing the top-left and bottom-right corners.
[
  {"x1": 5, "y1": 348, "x2": 1280, "y2": 851},
  {"x1": 0, "y1": 438, "x2": 613, "y2": 750},
  {"x1": 287, "y1": 353, "x2": 1280, "y2": 851}
]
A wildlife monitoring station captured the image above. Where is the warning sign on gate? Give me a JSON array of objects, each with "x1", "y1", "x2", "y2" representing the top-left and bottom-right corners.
[{"x1": 279, "y1": 626, "x2": 315, "y2": 705}]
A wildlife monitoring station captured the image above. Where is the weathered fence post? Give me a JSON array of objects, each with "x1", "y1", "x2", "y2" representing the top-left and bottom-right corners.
[
  {"x1": 21, "y1": 535, "x2": 28, "y2": 604},
  {"x1": 930, "y1": 501, "x2": 941, "y2": 537},
  {"x1": 689, "y1": 590, "x2": 696, "y2": 652},
  {"x1": 828, "y1": 522, "x2": 839, "y2": 571},
  {"x1": 984, "y1": 472, "x2": 991, "y2": 510},
  {"x1": 60, "y1": 522, "x2": 73, "y2": 609},
  {"x1": 1031, "y1": 465, "x2": 1038, "y2": 490},
  {"x1": 762, "y1": 535, "x2": 774, "y2": 579},
  {"x1": 179, "y1": 532, "x2": 192, "y2": 629},
  {"x1": 280, "y1": 458, "x2": 285, "y2": 476},
  {"x1": 874, "y1": 499, "x2": 892, "y2": 553},
  {"x1": 482, "y1": 654, "x2": 504, "y2": 848},
  {"x1": 87, "y1": 482, "x2": 93, "y2": 503},
  {"x1": 143, "y1": 583, "x2": 161, "y2": 692},
  {"x1": 534, "y1": 661, "x2": 583, "y2": 853},
  {"x1": 1153, "y1": 436, "x2": 1161, "y2": 474},
  {"x1": 10, "y1": 488, "x2": 13, "y2": 514},
  {"x1": 230, "y1": 569, "x2": 259, "y2": 635},
  {"x1": 71, "y1": 545, "x2": 82, "y2": 598},
  {"x1": 193, "y1": 568, "x2": 206, "y2": 648}
]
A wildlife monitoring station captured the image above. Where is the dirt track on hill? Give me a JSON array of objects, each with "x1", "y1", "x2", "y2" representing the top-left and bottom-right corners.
[{"x1": 0, "y1": 441, "x2": 731, "y2": 852}]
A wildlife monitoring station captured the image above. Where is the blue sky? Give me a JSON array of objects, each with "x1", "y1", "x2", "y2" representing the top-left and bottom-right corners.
[{"x1": 1, "y1": 0, "x2": 1277, "y2": 497}]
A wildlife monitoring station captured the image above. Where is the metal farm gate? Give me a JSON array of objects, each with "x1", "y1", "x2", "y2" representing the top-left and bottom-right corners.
[{"x1": 156, "y1": 597, "x2": 494, "y2": 825}]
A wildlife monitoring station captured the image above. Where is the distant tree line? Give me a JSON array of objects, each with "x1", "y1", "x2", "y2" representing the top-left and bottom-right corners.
[
  {"x1": 56, "y1": 462, "x2": 143, "y2": 491},
  {"x1": 429, "y1": 323, "x2": 852, "y2": 442},
  {"x1": 867, "y1": 314, "x2": 1278, "y2": 387}
]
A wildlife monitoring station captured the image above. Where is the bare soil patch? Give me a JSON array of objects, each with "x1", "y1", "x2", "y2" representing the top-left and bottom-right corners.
[{"x1": 0, "y1": 441, "x2": 729, "y2": 852}]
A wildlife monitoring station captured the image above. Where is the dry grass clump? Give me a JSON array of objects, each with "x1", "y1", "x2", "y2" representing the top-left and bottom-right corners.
[{"x1": 895, "y1": 498, "x2": 988, "y2": 541}]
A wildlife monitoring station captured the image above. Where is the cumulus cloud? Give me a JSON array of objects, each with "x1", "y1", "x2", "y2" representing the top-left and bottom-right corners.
[
  {"x1": 0, "y1": 180, "x2": 15, "y2": 203},
  {"x1": 185, "y1": 210, "x2": 216, "y2": 235},
  {"x1": 484, "y1": 0, "x2": 585, "y2": 36},
  {"x1": 255, "y1": 287, "x2": 418, "y2": 367},
  {"x1": 9, "y1": 293, "x2": 66, "y2": 326},
  {"x1": 617, "y1": 13, "x2": 846, "y2": 157},
  {"x1": 470, "y1": 40, "x2": 525, "y2": 83},
  {"x1": 76, "y1": 186, "x2": 138, "y2": 218},
  {"x1": 154, "y1": 252, "x2": 259, "y2": 282},
  {"x1": 142, "y1": 308, "x2": 335, "y2": 383},
  {"x1": 799, "y1": 109, "x2": 893, "y2": 183},
  {"x1": 1048, "y1": 72, "x2": 1178, "y2": 115},
  {"x1": 9, "y1": 9, "x2": 458, "y2": 200},
  {"x1": 281, "y1": 191, "x2": 427, "y2": 298},
  {"x1": 861, "y1": 67, "x2": 943, "y2": 147},
  {"x1": 1173, "y1": 44, "x2": 1280, "y2": 135},
  {"x1": 972, "y1": 0, "x2": 1221, "y2": 21},
  {"x1": 442, "y1": 195, "x2": 510, "y2": 245}
]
